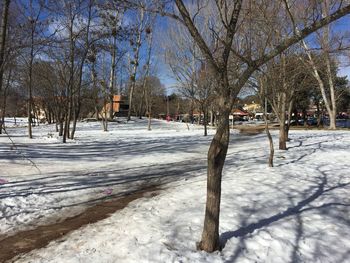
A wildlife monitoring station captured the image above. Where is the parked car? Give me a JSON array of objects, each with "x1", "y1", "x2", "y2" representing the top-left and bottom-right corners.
[{"x1": 306, "y1": 117, "x2": 318, "y2": 126}]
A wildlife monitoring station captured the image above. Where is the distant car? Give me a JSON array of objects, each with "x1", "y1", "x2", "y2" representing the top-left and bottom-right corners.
[
  {"x1": 306, "y1": 117, "x2": 318, "y2": 126},
  {"x1": 286, "y1": 119, "x2": 304, "y2": 126}
]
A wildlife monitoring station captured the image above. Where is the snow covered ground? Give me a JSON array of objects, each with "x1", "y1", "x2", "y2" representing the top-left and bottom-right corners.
[{"x1": 1, "y1": 119, "x2": 349, "y2": 262}]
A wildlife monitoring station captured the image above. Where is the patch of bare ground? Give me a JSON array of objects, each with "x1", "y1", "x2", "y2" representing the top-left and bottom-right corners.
[
  {"x1": 0, "y1": 185, "x2": 160, "y2": 263},
  {"x1": 235, "y1": 125, "x2": 266, "y2": 135}
]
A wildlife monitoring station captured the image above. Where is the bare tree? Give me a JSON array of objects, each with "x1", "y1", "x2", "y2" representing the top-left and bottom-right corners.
[
  {"x1": 18, "y1": 0, "x2": 47, "y2": 138},
  {"x1": 163, "y1": 11, "x2": 207, "y2": 125},
  {"x1": 137, "y1": 18, "x2": 155, "y2": 119},
  {"x1": 194, "y1": 63, "x2": 215, "y2": 136},
  {"x1": 263, "y1": 54, "x2": 309, "y2": 150},
  {"x1": 69, "y1": 0, "x2": 95, "y2": 139},
  {"x1": 285, "y1": 0, "x2": 349, "y2": 129},
  {"x1": 48, "y1": 0, "x2": 95, "y2": 142},
  {"x1": 99, "y1": 3, "x2": 126, "y2": 120},
  {"x1": 144, "y1": 76, "x2": 164, "y2": 130},
  {"x1": 301, "y1": 42, "x2": 338, "y2": 129},
  {"x1": 145, "y1": 0, "x2": 350, "y2": 252},
  {"x1": 259, "y1": 77, "x2": 274, "y2": 167},
  {"x1": 127, "y1": 4, "x2": 147, "y2": 121},
  {"x1": 0, "y1": 0, "x2": 10, "y2": 97},
  {"x1": 0, "y1": 0, "x2": 11, "y2": 133}
]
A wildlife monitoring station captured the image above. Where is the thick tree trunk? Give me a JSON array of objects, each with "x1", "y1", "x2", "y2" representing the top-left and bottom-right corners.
[
  {"x1": 198, "y1": 107, "x2": 230, "y2": 252},
  {"x1": 328, "y1": 110, "x2": 336, "y2": 129},
  {"x1": 59, "y1": 120, "x2": 63, "y2": 136},
  {"x1": 279, "y1": 121, "x2": 287, "y2": 150},
  {"x1": 278, "y1": 91, "x2": 287, "y2": 150}
]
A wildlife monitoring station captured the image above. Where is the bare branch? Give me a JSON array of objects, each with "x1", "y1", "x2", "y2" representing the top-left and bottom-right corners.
[{"x1": 255, "y1": 4, "x2": 350, "y2": 67}]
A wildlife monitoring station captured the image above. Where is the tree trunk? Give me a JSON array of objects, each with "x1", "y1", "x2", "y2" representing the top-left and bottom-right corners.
[
  {"x1": 198, "y1": 106, "x2": 230, "y2": 252},
  {"x1": 265, "y1": 113, "x2": 274, "y2": 167},
  {"x1": 325, "y1": 56, "x2": 337, "y2": 129},
  {"x1": 210, "y1": 109, "x2": 214, "y2": 126},
  {"x1": 127, "y1": 8, "x2": 144, "y2": 122},
  {"x1": 0, "y1": 0, "x2": 10, "y2": 96},
  {"x1": 70, "y1": 99, "x2": 81, "y2": 139},
  {"x1": 147, "y1": 112, "x2": 152, "y2": 131},
  {"x1": 27, "y1": 22, "x2": 35, "y2": 139},
  {"x1": 203, "y1": 107, "x2": 208, "y2": 136},
  {"x1": 71, "y1": 12, "x2": 92, "y2": 138},
  {"x1": 63, "y1": 110, "x2": 69, "y2": 143},
  {"x1": 59, "y1": 120, "x2": 63, "y2": 136},
  {"x1": 323, "y1": 2, "x2": 337, "y2": 130},
  {"x1": 109, "y1": 35, "x2": 117, "y2": 120},
  {"x1": 0, "y1": 68, "x2": 11, "y2": 134},
  {"x1": 102, "y1": 98, "x2": 108, "y2": 132},
  {"x1": 138, "y1": 88, "x2": 145, "y2": 119},
  {"x1": 63, "y1": 14, "x2": 75, "y2": 143},
  {"x1": 278, "y1": 90, "x2": 287, "y2": 150},
  {"x1": 279, "y1": 121, "x2": 287, "y2": 150},
  {"x1": 316, "y1": 102, "x2": 322, "y2": 127},
  {"x1": 302, "y1": 39, "x2": 337, "y2": 130}
]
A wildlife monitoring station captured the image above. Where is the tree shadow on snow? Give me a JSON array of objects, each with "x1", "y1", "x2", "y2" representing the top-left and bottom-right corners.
[
  {"x1": 220, "y1": 170, "x2": 350, "y2": 263},
  {"x1": 0, "y1": 159, "x2": 208, "y2": 221}
]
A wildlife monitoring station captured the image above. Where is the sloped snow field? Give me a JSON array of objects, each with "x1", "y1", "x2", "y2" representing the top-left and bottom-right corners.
[{"x1": 1, "y1": 118, "x2": 349, "y2": 263}]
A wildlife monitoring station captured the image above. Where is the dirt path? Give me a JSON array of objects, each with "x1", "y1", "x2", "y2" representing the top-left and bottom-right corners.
[{"x1": 0, "y1": 185, "x2": 159, "y2": 263}]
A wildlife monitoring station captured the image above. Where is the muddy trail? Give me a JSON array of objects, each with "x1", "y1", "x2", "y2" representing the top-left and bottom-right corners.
[{"x1": 0, "y1": 186, "x2": 160, "y2": 263}]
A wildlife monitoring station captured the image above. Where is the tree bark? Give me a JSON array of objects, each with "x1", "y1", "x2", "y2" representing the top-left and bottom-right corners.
[
  {"x1": 70, "y1": 99, "x2": 81, "y2": 139},
  {"x1": 198, "y1": 104, "x2": 230, "y2": 252},
  {"x1": 325, "y1": 54, "x2": 337, "y2": 129},
  {"x1": 147, "y1": 112, "x2": 151, "y2": 131},
  {"x1": 63, "y1": 10, "x2": 76, "y2": 143},
  {"x1": 127, "y1": 7, "x2": 144, "y2": 121},
  {"x1": 0, "y1": 68, "x2": 11, "y2": 134},
  {"x1": 279, "y1": 109, "x2": 287, "y2": 151},
  {"x1": 27, "y1": 23, "x2": 35, "y2": 139},
  {"x1": 71, "y1": 0, "x2": 93, "y2": 139},
  {"x1": 109, "y1": 35, "x2": 117, "y2": 120},
  {"x1": 0, "y1": 0, "x2": 10, "y2": 96},
  {"x1": 202, "y1": 106, "x2": 208, "y2": 136},
  {"x1": 301, "y1": 38, "x2": 337, "y2": 130},
  {"x1": 264, "y1": 113, "x2": 274, "y2": 167}
]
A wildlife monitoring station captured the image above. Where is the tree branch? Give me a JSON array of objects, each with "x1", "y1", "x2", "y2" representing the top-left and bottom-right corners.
[
  {"x1": 255, "y1": 4, "x2": 350, "y2": 67},
  {"x1": 175, "y1": 0, "x2": 219, "y2": 72}
]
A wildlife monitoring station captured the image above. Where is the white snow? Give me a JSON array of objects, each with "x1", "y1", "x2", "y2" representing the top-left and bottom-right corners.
[{"x1": 1, "y1": 119, "x2": 349, "y2": 263}]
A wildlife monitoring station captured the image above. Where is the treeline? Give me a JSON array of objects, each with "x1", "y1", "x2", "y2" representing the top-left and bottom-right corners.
[{"x1": 0, "y1": 0, "x2": 176, "y2": 141}]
